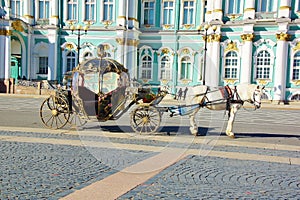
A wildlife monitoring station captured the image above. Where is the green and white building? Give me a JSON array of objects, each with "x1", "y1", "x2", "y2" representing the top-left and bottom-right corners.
[{"x1": 1, "y1": 0, "x2": 300, "y2": 101}]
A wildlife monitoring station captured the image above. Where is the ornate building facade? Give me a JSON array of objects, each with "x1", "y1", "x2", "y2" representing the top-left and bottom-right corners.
[{"x1": 0, "y1": 0, "x2": 300, "y2": 102}]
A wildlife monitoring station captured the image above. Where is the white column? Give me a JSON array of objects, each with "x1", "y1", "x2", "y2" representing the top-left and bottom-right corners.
[
  {"x1": 48, "y1": 29, "x2": 58, "y2": 80},
  {"x1": 117, "y1": 0, "x2": 126, "y2": 26},
  {"x1": 205, "y1": 0, "x2": 213, "y2": 22},
  {"x1": 240, "y1": 34, "x2": 254, "y2": 83},
  {"x1": 4, "y1": 34, "x2": 10, "y2": 79},
  {"x1": 213, "y1": 0, "x2": 222, "y2": 21},
  {"x1": 243, "y1": 0, "x2": 255, "y2": 19},
  {"x1": 273, "y1": 33, "x2": 290, "y2": 102},
  {"x1": 50, "y1": 0, "x2": 59, "y2": 26},
  {"x1": 209, "y1": 34, "x2": 221, "y2": 87},
  {"x1": 24, "y1": 0, "x2": 34, "y2": 24},
  {"x1": 0, "y1": 35, "x2": 5, "y2": 78},
  {"x1": 278, "y1": 0, "x2": 291, "y2": 18}
]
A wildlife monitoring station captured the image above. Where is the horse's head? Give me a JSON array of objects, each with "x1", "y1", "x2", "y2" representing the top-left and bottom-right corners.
[{"x1": 251, "y1": 85, "x2": 265, "y2": 109}]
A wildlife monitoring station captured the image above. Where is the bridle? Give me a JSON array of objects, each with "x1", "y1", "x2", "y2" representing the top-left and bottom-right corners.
[{"x1": 244, "y1": 89, "x2": 262, "y2": 110}]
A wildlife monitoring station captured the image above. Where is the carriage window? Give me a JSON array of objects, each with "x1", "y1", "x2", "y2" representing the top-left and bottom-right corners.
[
  {"x1": 183, "y1": 0, "x2": 195, "y2": 25},
  {"x1": 85, "y1": 0, "x2": 96, "y2": 21},
  {"x1": 67, "y1": 0, "x2": 78, "y2": 20},
  {"x1": 66, "y1": 52, "x2": 76, "y2": 71},
  {"x1": 160, "y1": 56, "x2": 171, "y2": 80},
  {"x1": 103, "y1": 0, "x2": 114, "y2": 21},
  {"x1": 224, "y1": 51, "x2": 238, "y2": 79},
  {"x1": 256, "y1": 50, "x2": 271, "y2": 79},
  {"x1": 38, "y1": 57, "x2": 48, "y2": 74},
  {"x1": 292, "y1": 51, "x2": 300, "y2": 80},
  {"x1": 180, "y1": 56, "x2": 191, "y2": 80},
  {"x1": 163, "y1": 0, "x2": 174, "y2": 25},
  {"x1": 141, "y1": 56, "x2": 152, "y2": 79},
  {"x1": 143, "y1": 0, "x2": 155, "y2": 25},
  {"x1": 102, "y1": 72, "x2": 119, "y2": 93}
]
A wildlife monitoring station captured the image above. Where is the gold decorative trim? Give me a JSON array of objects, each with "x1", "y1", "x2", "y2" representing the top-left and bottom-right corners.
[
  {"x1": 212, "y1": 34, "x2": 222, "y2": 42},
  {"x1": 241, "y1": 33, "x2": 254, "y2": 41},
  {"x1": 51, "y1": 15, "x2": 59, "y2": 19},
  {"x1": 24, "y1": 14, "x2": 34, "y2": 19},
  {"x1": 183, "y1": 24, "x2": 192, "y2": 29},
  {"x1": 293, "y1": 42, "x2": 300, "y2": 51},
  {"x1": 162, "y1": 48, "x2": 170, "y2": 54},
  {"x1": 163, "y1": 24, "x2": 171, "y2": 29},
  {"x1": 213, "y1": 9, "x2": 223, "y2": 13},
  {"x1": 279, "y1": 6, "x2": 291, "y2": 10},
  {"x1": 180, "y1": 79, "x2": 191, "y2": 84},
  {"x1": 115, "y1": 38, "x2": 139, "y2": 47},
  {"x1": 66, "y1": 43, "x2": 75, "y2": 50},
  {"x1": 292, "y1": 80, "x2": 300, "y2": 85},
  {"x1": 206, "y1": 11, "x2": 212, "y2": 14},
  {"x1": 118, "y1": 16, "x2": 126, "y2": 19},
  {"x1": 0, "y1": 30, "x2": 12, "y2": 36},
  {"x1": 276, "y1": 32, "x2": 290, "y2": 41},
  {"x1": 225, "y1": 41, "x2": 238, "y2": 52},
  {"x1": 161, "y1": 79, "x2": 169, "y2": 85},
  {"x1": 224, "y1": 79, "x2": 238, "y2": 84},
  {"x1": 12, "y1": 20, "x2": 24, "y2": 32},
  {"x1": 183, "y1": 48, "x2": 190, "y2": 54},
  {"x1": 244, "y1": 8, "x2": 255, "y2": 12},
  {"x1": 256, "y1": 79, "x2": 270, "y2": 85}
]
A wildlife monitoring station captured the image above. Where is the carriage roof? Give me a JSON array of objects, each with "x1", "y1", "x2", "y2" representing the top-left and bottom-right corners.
[{"x1": 78, "y1": 58, "x2": 128, "y2": 75}]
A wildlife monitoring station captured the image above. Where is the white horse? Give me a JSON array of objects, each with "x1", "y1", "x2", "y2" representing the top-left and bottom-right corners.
[{"x1": 186, "y1": 84, "x2": 265, "y2": 138}]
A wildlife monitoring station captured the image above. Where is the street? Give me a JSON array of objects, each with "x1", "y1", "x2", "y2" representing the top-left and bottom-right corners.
[{"x1": 0, "y1": 95, "x2": 299, "y2": 199}]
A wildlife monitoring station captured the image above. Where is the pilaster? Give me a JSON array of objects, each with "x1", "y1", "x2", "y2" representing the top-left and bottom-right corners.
[
  {"x1": 274, "y1": 33, "x2": 290, "y2": 102},
  {"x1": 278, "y1": 0, "x2": 291, "y2": 18},
  {"x1": 212, "y1": 0, "x2": 223, "y2": 21},
  {"x1": 240, "y1": 33, "x2": 254, "y2": 84},
  {"x1": 243, "y1": 0, "x2": 255, "y2": 19}
]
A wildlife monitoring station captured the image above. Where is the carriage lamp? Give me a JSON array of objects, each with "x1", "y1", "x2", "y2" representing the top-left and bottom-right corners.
[
  {"x1": 197, "y1": 24, "x2": 218, "y2": 86},
  {"x1": 70, "y1": 23, "x2": 90, "y2": 66}
]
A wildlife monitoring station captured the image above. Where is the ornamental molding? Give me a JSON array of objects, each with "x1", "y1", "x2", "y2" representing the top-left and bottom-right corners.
[
  {"x1": 241, "y1": 33, "x2": 254, "y2": 42},
  {"x1": 0, "y1": 30, "x2": 12, "y2": 36},
  {"x1": 12, "y1": 20, "x2": 24, "y2": 32},
  {"x1": 225, "y1": 41, "x2": 238, "y2": 52},
  {"x1": 256, "y1": 79, "x2": 271, "y2": 86},
  {"x1": 254, "y1": 39, "x2": 276, "y2": 47},
  {"x1": 223, "y1": 79, "x2": 238, "y2": 85},
  {"x1": 292, "y1": 80, "x2": 300, "y2": 85},
  {"x1": 116, "y1": 38, "x2": 139, "y2": 46},
  {"x1": 276, "y1": 32, "x2": 291, "y2": 41}
]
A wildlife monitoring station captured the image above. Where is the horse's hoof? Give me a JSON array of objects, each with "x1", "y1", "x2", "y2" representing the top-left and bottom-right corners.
[
  {"x1": 190, "y1": 127, "x2": 198, "y2": 136},
  {"x1": 226, "y1": 131, "x2": 235, "y2": 138},
  {"x1": 228, "y1": 135, "x2": 235, "y2": 139}
]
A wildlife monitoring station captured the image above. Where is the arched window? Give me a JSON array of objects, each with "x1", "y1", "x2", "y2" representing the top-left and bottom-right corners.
[
  {"x1": 160, "y1": 56, "x2": 171, "y2": 80},
  {"x1": 66, "y1": 52, "x2": 76, "y2": 71},
  {"x1": 224, "y1": 51, "x2": 238, "y2": 79},
  {"x1": 180, "y1": 56, "x2": 191, "y2": 80},
  {"x1": 292, "y1": 51, "x2": 300, "y2": 80},
  {"x1": 256, "y1": 50, "x2": 271, "y2": 79},
  {"x1": 141, "y1": 56, "x2": 152, "y2": 79}
]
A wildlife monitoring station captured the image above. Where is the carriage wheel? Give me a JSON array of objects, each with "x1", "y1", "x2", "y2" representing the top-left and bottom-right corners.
[
  {"x1": 130, "y1": 106, "x2": 161, "y2": 134},
  {"x1": 40, "y1": 95, "x2": 70, "y2": 129},
  {"x1": 68, "y1": 110, "x2": 87, "y2": 127}
]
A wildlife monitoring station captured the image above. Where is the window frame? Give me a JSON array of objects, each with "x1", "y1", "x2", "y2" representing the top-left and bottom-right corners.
[
  {"x1": 37, "y1": 0, "x2": 50, "y2": 20},
  {"x1": 84, "y1": 0, "x2": 96, "y2": 21},
  {"x1": 161, "y1": 0, "x2": 175, "y2": 26},
  {"x1": 223, "y1": 51, "x2": 239, "y2": 79},
  {"x1": 67, "y1": 0, "x2": 78, "y2": 21},
  {"x1": 66, "y1": 51, "x2": 76, "y2": 72},
  {"x1": 38, "y1": 56, "x2": 49, "y2": 74},
  {"x1": 140, "y1": 55, "x2": 153, "y2": 80},
  {"x1": 102, "y1": 0, "x2": 114, "y2": 22},
  {"x1": 10, "y1": 0, "x2": 22, "y2": 18},
  {"x1": 256, "y1": 0, "x2": 275, "y2": 12},
  {"x1": 142, "y1": 0, "x2": 155, "y2": 26},
  {"x1": 181, "y1": 0, "x2": 195, "y2": 25},
  {"x1": 292, "y1": 51, "x2": 300, "y2": 81},
  {"x1": 180, "y1": 56, "x2": 192, "y2": 80},
  {"x1": 160, "y1": 55, "x2": 172, "y2": 80},
  {"x1": 255, "y1": 50, "x2": 272, "y2": 79},
  {"x1": 225, "y1": 0, "x2": 243, "y2": 15}
]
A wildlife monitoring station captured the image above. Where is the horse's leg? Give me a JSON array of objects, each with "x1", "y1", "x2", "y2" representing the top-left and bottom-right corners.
[
  {"x1": 225, "y1": 105, "x2": 238, "y2": 138},
  {"x1": 189, "y1": 107, "x2": 200, "y2": 135}
]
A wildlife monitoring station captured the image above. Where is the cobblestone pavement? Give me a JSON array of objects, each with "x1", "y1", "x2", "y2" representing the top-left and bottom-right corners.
[
  {"x1": 0, "y1": 95, "x2": 299, "y2": 199},
  {"x1": 119, "y1": 155, "x2": 300, "y2": 199}
]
